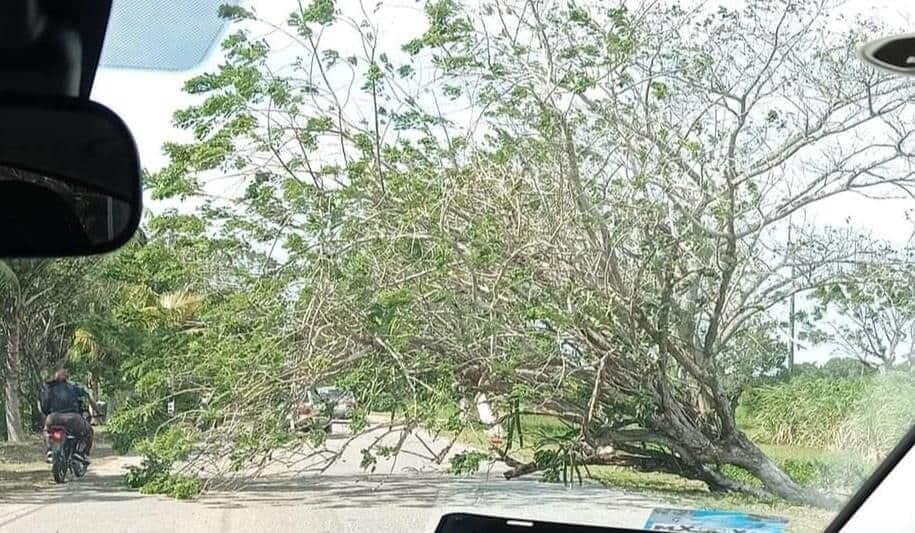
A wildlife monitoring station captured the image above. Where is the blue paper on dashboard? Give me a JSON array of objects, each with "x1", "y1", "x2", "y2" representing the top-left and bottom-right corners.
[{"x1": 644, "y1": 508, "x2": 789, "y2": 532}]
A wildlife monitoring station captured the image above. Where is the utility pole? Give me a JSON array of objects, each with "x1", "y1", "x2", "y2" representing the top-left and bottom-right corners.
[{"x1": 787, "y1": 222, "x2": 796, "y2": 374}]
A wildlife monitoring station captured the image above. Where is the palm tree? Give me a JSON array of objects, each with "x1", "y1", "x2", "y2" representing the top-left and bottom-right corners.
[
  {"x1": 0, "y1": 258, "x2": 101, "y2": 441},
  {"x1": 0, "y1": 259, "x2": 24, "y2": 441}
]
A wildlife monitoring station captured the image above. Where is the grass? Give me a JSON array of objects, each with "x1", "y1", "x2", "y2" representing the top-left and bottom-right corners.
[
  {"x1": 586, "y1": 465, "x2": 836, "y2": 533},
  {"x1": 759, "y1": 443, "x2": 826, "y2": 461},
  {"x1": 737, "y1": 372, "x2": 915, "y2": 461},
  {"x1": 737, "y1": 376, "x2": 869, "y2": 449},
  {"x1": 455, "y1": 413, "x2": 564, "y2": 461}
]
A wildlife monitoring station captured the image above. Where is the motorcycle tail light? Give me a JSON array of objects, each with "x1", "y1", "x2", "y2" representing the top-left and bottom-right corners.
[{"x1": 48, "y1": 429, "x2": 65, "y2": 442}]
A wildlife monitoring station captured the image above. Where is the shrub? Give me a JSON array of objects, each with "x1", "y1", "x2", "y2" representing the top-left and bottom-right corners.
[
  {"x1": 818, "y1": 358, "x2": 875, "y2": 379},
  {"x1": 833, "y1": 373, "x2": 915, "y2": 461},
  {"x1": 779, "y1": 457, "x2": 825, "y2": 486},
  {"x1": 123, "y1": 426, "x2": 200, "y2": 499}
]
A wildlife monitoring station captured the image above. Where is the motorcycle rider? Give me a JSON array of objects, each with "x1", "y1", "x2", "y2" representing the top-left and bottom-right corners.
[{"x1": 40, "y1": 368, "x2": 99, "y2": 463}]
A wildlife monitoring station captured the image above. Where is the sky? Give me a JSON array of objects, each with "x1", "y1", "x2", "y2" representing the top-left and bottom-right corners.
[
  {"x1": 91, "y1": 0, "x2": 429, "y2": 208},
  {"x1": 88, "y1": 0, "x2": 915, "y2": 364},
  {"x1": 91, "y1": 0, "x2": 428, "y2": 171}
]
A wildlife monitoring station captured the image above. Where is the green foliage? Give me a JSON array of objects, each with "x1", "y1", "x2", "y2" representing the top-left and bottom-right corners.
[
  {"x1": 403, "y1": 0, "x2": 471, "y2": 55},
  {"x1": 218, "y1": 4, "x2": 254, "y2": 21},
  {"x1": 359, "y1": 448, "x2": 378, "y2": 472},
  {"x1": 808, "y1": 263, "x2": 915, "y2": 368},
  {"x1": 448, "y1": 450, "x2": 489, "y2": 475},
  {"x1": 301, "y1": 0, "x2": 335, "y2": 25},
  {"x1": 124, "y1": 427, "x2": 200, "y2": 499},
  {"x1": 718, "y1": 318, "x2": 788, "y2": 398},
  {"x1": 126, "y1": 455, "x2": 202, "y2": 500},
  {"x1": 531, "y1": 423, "x2": 586, "y2": 486},
  {"x1": 799, "y1": 358, "x2": 875, "y2": 379},
  {"x1": 0, "y1": 256, "x2": 118, "y2": 438},
  {"x1": 778, "y1": 458, "x2": 823, "y2": 486},
  {"x1": 106, "y1": 400, "x2": 166, "y2": 453},
  {"x1": 139, "y1": 474, "x2": 203, "y2": 500},
  {"x1": 124, "y1": 455, "x2": 168, "y2": 488}
]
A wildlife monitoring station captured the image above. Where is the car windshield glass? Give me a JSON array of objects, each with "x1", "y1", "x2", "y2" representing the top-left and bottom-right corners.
[
  {"x1": 317, "y1": 388, "x2": 341, "y2": 401},
  {"x1": 4, "y1": 1, "x2": 915, "y2": 532}
]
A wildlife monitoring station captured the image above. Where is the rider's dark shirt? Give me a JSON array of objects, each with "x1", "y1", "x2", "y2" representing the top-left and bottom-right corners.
[{"x1": 44, "y1": 380, "x2": 89, "y2": 414}]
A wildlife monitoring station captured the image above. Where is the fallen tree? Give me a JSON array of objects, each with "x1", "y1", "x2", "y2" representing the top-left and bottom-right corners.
[{"x1": 129, "y1": 0, "x2": 915, "y2": 508}]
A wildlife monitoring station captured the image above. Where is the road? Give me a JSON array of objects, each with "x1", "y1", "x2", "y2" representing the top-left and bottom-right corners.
[{"x1": 0, "y1": 425, "x2": 667, "y2": 533}]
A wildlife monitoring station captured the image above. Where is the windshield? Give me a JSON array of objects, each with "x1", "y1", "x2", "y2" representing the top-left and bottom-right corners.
[
  {"x1": 3, "y1": 1, "x2": 915, "y2": 532},
  {"x1": 316, "y1": 388, "x2": 342, "y2": 401}
]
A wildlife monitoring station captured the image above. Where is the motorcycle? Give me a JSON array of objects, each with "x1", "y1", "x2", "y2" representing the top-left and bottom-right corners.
[{"x1": 45, "y1": 417, "x2": 90, "y2": 483}]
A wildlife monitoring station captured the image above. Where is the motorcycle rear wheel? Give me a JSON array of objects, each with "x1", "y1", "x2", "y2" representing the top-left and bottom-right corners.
[{"x1": 51, "y1": 449, "x2": 68, "y2": 483}]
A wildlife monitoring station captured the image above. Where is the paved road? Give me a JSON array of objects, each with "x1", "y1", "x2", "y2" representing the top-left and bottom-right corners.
[{"x1": 0, "y1": 425, "x2": 666, "y2": 533}]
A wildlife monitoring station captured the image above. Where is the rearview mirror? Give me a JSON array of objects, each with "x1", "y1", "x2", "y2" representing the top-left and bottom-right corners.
[
  {"x1": 0, "y1": 96, "x2": 141, "y2": 257},
  {"x1": 859, "y1": 33, "x2": 915, "y2": 76}
]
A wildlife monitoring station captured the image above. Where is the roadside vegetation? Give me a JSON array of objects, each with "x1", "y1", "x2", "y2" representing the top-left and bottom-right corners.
[
  {"x1": 2, "y1": 2, "x2": 915, "y2": 529},
  {"x1": 448, "y1": 364, "x2": 902, "y2": 530}
]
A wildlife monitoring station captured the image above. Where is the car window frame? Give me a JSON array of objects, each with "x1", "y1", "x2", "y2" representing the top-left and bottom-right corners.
[{"x1": 825, "y1": 423, "x2": 915, "y2": 532}]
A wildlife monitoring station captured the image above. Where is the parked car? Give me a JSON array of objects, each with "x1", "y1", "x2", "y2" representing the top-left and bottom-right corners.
[
  {"x1": 314, "y1": 386, "x2": 357, "y2": 419},
  {"x1": 290, "y1": 386, "x2": 357, "y2": 433}
]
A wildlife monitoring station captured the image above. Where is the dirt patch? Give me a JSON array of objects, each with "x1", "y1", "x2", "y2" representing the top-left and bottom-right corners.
[
  {"x1": 0, "y1": 428, "x2": 120, "y2": 493},
  {"x1": 0, "y1": 436, "x2": 48, "y2": 492}
]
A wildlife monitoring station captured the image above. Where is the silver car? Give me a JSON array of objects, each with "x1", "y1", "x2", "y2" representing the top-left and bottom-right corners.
[
  {"x1": 291, "y1": 386, "x2": 357, "y2": 433},
  {"x1": 313, "y1": 386, "x2": 357, "y2": 419}
]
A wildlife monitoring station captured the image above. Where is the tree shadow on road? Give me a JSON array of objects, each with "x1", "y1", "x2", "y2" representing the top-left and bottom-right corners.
[
  {"x1": 0, "y1": 470, "x2": 147, "y2": 505},
  {"x1": 2, "y1": 436, "x2": 663, "y2": 518},
  {"x1": 199, "y1": 473, "x2": 662, "y2": 513}
]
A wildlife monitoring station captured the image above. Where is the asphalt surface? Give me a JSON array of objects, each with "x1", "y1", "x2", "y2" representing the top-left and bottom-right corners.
[{"x1": 0, "y1": 425, "x2": 665, "y2": 533}]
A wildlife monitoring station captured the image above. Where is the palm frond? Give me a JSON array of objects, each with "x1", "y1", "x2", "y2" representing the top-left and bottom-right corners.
[
  {"x1": 158, "y1": 290, "x2": 204, "y2": 320},
  {"x1": 70, "y1": 327, "x2": 104, "y2": 362}
]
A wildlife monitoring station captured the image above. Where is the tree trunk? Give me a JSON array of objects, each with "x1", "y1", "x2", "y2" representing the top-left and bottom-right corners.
[
  {"x1": 501, "y1": 426, "x2": 838, "y2": 509},
  {"x1": 719, "y1": 432, "x2": 838, "y2": 508},
  {"x1": 4, "y1": 322, "x2": 23, "y2": 442},
  {"x1": 666, "y1": 400, "x2": 838, "y2": 508}
]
